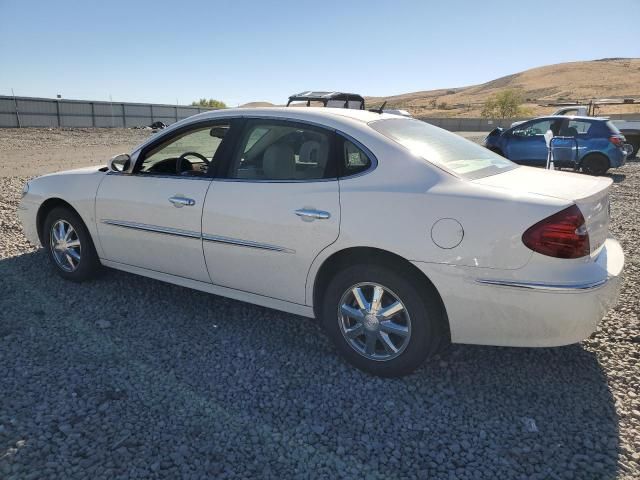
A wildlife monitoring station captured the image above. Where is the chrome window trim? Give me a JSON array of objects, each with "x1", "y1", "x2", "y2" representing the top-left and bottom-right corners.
[
  {"x1": 101, "y1": 219, "x2": 201, "y2": 239},
  {"x1": 106, "y1": 171, "x2": 213, "y2": 181},
  {"x1": 476, "y1": 278, "x2": 608, "y2": 292},
  {"x1": 123, "y1": 114, "x2": 379, "y2": 181},
  {"x1": 213, "y1": 177, "x2": 338, "y2": 184},
  {"x1": 100, "y1": 219, "x2": 293, "y2": 253}
]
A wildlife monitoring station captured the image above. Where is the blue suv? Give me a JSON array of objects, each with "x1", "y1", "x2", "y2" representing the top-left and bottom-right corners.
[{"x1": 484, "y1": 116, "x2": 627, "y2": 175}]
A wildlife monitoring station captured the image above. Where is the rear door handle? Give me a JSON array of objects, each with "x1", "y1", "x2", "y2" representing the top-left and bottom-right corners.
[
  {"x1": 169, "y1": 196, "x2": 196, "y2": 207},
  {"x1": 295, "y1": 208, "x2": 331, "y2": 220}
]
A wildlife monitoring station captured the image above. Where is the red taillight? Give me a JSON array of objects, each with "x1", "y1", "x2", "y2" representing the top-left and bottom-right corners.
[
  {"x1": 609, "y1": 135, "x2": 625, "y2": 147},
  {"x1": 522, "y1": 205, "x2": 590, "y2": 259}
]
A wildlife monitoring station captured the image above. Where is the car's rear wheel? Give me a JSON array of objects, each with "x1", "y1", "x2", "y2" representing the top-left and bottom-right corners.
[
  {"x1": 321, "y1": 263, "x2": 445, "y2": 377},
  {"x1": 43, "y1": 207, "x2": 101, "y2": 281},
  {"x1": 581, "y1": 153, "x2": 609, "y2": 176}
]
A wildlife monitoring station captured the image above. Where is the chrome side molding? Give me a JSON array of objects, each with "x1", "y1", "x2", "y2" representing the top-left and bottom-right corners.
[
  {"x1": 101, "y1": 219, "x2": 201, "y2": 239},
  {"x1": 476, "y1": 278, "x2": 608, "y2": 292},
  {"x1": 202, "y1": 234, "x2": 294, "y2": 253},
  {"x1": 100, "y1": 219, "x2": 293, "y2": 253}
]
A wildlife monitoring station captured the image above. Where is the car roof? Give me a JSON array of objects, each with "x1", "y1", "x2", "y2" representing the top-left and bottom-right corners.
[
  {"x1": 185, "y1": 106, "x2": 401, "y2": 125},
  {"x1": 530, "y1": 115, "x2": 606, "y2": 122},
  {"x1": 133, "y1": 107, "x2": 405, "y2": 154}
]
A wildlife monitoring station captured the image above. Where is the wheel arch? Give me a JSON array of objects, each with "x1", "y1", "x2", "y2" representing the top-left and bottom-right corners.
[
  {"x1": 579, "y1": 151, "x2": 610, "y2": 175},
  {"x1": 36, "y1": 198, "x2": 83, "y2": 245},
  {"x1": 310, "y1": 246, "x2": 450, "y2": 340},
  {"x1": 579, "y1": 150, "x2": 610, "y2": 166}
]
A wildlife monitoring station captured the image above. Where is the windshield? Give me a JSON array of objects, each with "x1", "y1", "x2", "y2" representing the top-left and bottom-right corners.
[{"x1": 370, "y1": 118, "x2": 517, "y2": 180}]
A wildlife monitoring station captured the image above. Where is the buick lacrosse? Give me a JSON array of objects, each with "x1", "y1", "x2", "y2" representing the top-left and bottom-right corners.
[{"x1": 18, "y1": 108, "x2": 624, "y2": 376}]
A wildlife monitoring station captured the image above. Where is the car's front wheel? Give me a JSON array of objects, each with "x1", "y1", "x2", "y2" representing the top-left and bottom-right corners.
[
  {"x1": 43, "y1": 206, "x2": 101, "y2": 281},
  {"x1": 321, "y1": 263, "x2": 445, "y2": 377}
]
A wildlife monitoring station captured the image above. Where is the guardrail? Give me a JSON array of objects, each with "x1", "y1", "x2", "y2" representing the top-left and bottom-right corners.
[{"x1": 0, "y1": 95, "x2": 215, "y2": 128}]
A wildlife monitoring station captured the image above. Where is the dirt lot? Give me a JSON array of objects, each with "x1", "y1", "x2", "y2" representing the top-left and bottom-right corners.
[
  {"x1": 1, "y1": 128, "x2": 639, "y2": 479},
  {"x1": 0, "y1": 128, "x2": 152, "y2": 177}
]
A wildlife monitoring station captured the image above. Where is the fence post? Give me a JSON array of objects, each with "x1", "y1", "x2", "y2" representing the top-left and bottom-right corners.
[
  {"x1": 150, "y1": 104, "x2": 154, "y2": 125},
  {"x1": 122, "y1": 104, "x2": 126, "y2": 128},
  {"x1": 55, "y1": 100, "x2": 61, "y2": 128},
  {"x1": 175, "y1": 106, "x2": 178, "y2": 123},
  {"x1": 91, "y1": 102, "x2": 95, "y2": 127}
]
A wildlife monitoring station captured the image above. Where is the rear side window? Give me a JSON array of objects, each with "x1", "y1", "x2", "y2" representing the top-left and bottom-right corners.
[
  {"x1": 370, "y1": 118, "x2": 516, "y2": 180},
  {"x1": 228, "y1": 120, "x2": 336, "y2": 181},
  {"x1": 564, "y1": 120, "x2": 592, "y2": 135},
  {"x1": 341, "y1": 139, "x2": 372, "y2": 177}
]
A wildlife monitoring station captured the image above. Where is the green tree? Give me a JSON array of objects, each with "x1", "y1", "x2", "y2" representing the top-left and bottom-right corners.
[
  {"x1": 481, "y1": 89, "x2": 528, "y2": 118},
  {"x1": 191, "y1": 98, "x2": 227, "y2": 109}
]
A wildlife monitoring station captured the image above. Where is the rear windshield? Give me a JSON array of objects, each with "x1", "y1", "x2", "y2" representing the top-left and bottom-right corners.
[{"x1": 369, "y1": 118, "x2": 517, "y2": 180}]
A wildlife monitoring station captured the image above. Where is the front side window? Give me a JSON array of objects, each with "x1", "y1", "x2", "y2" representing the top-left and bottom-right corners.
[
  {"x1": 137, "y1": 124, "x2": 229, "y2": 176},
  {"x1": 370, "y1": 118, "x2": 516, "y2": 180},
  {"x1": 229, "y1": 121, "x2": 335, "y2": 180},
  {"x1": 513, "y1": 119, "x2": 559, "y2": 137}
]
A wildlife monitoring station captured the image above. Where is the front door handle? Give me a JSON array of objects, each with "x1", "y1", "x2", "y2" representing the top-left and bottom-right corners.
[
  {"x1": 169, "y1": 196, "x2": 196, "y2": 207},
  {"x1": 295, "y1": 208, "x2": 331, "y2": 220}
]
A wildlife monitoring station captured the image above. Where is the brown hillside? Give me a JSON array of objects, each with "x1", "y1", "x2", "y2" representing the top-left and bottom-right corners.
[{"x1": 366, "y1": 58, "x2": 640, "y2": 117}]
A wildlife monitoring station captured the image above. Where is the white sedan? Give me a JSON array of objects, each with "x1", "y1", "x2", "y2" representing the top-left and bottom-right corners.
[{"x1": 18, "y1": 108, "x2": 624, "y2": 376}]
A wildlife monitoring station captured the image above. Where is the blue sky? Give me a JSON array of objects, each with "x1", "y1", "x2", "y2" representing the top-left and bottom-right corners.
[{"x1": 1, "y1": 0, "x2": 638, "y2": 106}]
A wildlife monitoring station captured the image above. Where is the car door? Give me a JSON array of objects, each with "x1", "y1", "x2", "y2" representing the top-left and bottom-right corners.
[
  {"x1": 201, "y1": 118, "x2": 340, "y2": 304},
  {"x1": 505, "y1": 118, "x2": 562, "y2": 165},
  {"x1": 95, "y1": 120, "x2": 233, "y2": 283}
]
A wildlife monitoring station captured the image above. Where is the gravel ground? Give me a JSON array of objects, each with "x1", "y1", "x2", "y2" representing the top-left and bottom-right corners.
[
  {"x1": 0, "y1": 128, "x2": 152, "y2": 177},
  {"x1": 1, "y1": 129, "x2": 639, "y2": 479}
]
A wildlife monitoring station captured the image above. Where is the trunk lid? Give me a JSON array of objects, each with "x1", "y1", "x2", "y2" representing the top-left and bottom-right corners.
[{"x1": 473, "y1": 166, "x2": 612, "y2": 255}]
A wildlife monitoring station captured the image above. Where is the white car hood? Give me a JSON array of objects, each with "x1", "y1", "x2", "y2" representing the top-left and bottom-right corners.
[{"x1": 40, "y1": 165, "x2": 106, "y2": 178}]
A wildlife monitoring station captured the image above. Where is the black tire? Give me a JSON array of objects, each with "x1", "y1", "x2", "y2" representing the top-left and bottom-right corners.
[
  {"x1": 581, "y1": 153, "x2": 609, "y2": 176},
  {"x1": 320, "y1": 263, "x2": 445, "y2": 377},
  {"x1": 43, "y1": 206, "x2": 101, "y2": 282},
  {"x1": 630, "y1": 141, "x2": 639, "y2": 159}
]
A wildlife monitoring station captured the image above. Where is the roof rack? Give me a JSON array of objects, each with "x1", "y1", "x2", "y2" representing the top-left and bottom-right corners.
[{"x1": 286, "y1": 91, "x2": 365, "y2": 110}]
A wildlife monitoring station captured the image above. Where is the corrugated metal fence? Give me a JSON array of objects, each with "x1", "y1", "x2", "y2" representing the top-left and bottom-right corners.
[
  {"x1": 0, "y1": 95, "x2": 215, "y2": 128},
  {"x1": 2, "y1": 95, "x2": 637, "y2": 131}
]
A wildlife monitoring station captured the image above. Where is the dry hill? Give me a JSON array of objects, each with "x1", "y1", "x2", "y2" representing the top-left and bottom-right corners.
[{"x1": 367, "y1": 58, "x2": 640, "y2": 117}]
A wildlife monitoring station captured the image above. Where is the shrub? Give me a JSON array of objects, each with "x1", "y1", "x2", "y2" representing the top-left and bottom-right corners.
[
  {"x1": 481, "y1": 90, "x2": 527, "y2": 118},
  {"x1": 191, "y1": 98, "x2": 227, "y2": 109}
]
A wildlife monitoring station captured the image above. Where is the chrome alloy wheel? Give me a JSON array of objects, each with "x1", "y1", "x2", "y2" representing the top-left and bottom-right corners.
[
  {"x1": 50, "y1": 220, "x2": 81, "y2": 272},
  {"x1": 338, "y1": 283, "x2": 411, "y2": 361}
]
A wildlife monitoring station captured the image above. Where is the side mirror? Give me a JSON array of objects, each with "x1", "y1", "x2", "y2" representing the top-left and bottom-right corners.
[{"x1": 108, "y1": 153, "x2": 131, "y2": 173}]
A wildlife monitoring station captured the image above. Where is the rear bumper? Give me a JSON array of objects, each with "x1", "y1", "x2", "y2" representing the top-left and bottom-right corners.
[
  {"x1": 610, "y1": 148, "x2": 626, "y2": 168},
  {"x1": 413, "y1": 237, "x2": 624, "y2": 347}
]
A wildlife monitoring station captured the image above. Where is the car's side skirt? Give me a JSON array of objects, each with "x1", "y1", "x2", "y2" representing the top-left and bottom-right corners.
[{"x1": 100, "y1": 259, "x2": 315, "y2": 318}]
